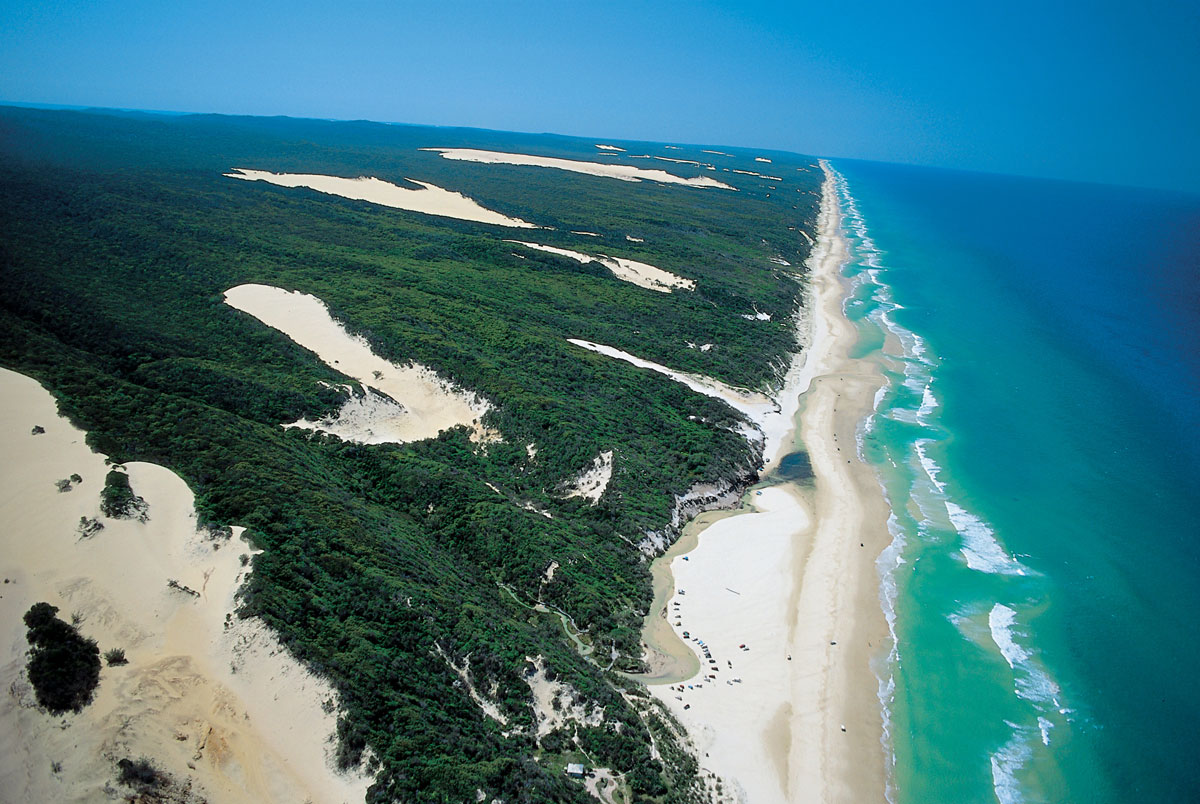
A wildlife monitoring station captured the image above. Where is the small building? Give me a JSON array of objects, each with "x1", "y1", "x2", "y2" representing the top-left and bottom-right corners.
[{"x1": 566, "y1": 763, "x2": 586, "y2": 778}]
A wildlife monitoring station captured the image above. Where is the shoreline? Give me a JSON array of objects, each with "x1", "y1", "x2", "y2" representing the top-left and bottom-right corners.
[{"x1": 643, "y1": 162, "x2": 893, "y2": 802}]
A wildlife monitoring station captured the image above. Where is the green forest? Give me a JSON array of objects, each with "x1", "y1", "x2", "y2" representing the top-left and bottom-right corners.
[{"x1": 0, "y1": 105, "x2": 820, "y2": 802}]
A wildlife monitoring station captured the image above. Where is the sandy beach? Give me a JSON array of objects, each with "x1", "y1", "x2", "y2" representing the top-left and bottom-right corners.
[
  {"x1": 644, "y1": 163, "x2": 892, "y2": 803},
  {"x1": 0, "y1": 367, "x2": 371, "y2": 802}
]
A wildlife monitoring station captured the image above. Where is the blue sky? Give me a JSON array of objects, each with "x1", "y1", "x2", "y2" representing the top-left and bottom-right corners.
[{"x1": 2, "y1": 0, "x2": 1197, "y2": 192}]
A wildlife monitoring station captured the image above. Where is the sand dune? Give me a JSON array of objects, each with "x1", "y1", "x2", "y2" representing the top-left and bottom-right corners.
[
  {"x1": 224, "y1": 284, "x2": 494, "y2": 445},
  {"x1": 423, "y1": 149, "x2": 736, "y2": 190},
  {"x1": 0, "y1": 367, "x2": 371, "y2": 803},
  {"x1": 731, "y1": 169, "x2": 783, "y2": 181},
  {"x1": 506, "y1": 242, "x2": 695, "y2": 292},
  {"x1": 225, "y1": 168, "x2": 538, "y2": 227}
]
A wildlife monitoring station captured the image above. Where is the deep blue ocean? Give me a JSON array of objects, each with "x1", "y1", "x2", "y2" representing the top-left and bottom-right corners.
[{"x1": 830, "y1": 159, "x2": 1200, "y2": 803}]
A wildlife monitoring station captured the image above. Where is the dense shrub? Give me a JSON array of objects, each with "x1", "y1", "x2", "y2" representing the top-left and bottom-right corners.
[
  {"x1": 99, "y1": 469, "x2": 148, "y2": 520},
  {"x1": 23, "y1": 602, "x2": 101, "y2": 714},
  {"x1": 117, "y1": 756, "x2": 162, "y2": 787}
]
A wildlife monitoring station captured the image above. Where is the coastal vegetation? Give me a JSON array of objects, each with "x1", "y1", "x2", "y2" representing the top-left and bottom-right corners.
[
  {"x1": 22, "y1": 602, "x2": 101, "y2": 714},
  {"x1": 0, "y1": 106, "x2": 820, "y2": 802},
  {"x1": 99, "y1": 469, "x2": 149, "y2": 520}
]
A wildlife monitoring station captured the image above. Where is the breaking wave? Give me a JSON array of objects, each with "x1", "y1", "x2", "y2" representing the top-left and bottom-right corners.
[{"x1": 833, "y1": 164, "x2": 1067, "y2": 804}]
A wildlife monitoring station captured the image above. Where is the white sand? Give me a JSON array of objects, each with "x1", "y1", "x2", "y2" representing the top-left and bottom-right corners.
[
  {"x1": 645, "y1": 163, "x2": 890, "y2": 803},
  {"x1": 436, "y1": 647, "x2": 508, "y2": 726},
  {"x1": 224, "y1": 284, "x2": 494, "y2": 444},
  {"x1": 584, "y1": 767, "x2": 625, "y2": 804},
  {"x1": 561, "y1": 450, "x2": 614, "y2": 504},
  {"x1": 524, "y1": 656, "x2": 603, "y2": 738},
  {"x1": 565, "y1": 321, "x2": 815, "y2": 474},
  {"x1": 731, "y1": 169, "x2": 783, "y2": 181},
  {"x1": 0, "y1": 367, "x2": 371, "y2": 803},
  {"x1": 594, "y1": 144, "x2": 626, "y2": 152},
  {"x1": 423, "y1": 149, "x2": 736, "y2": 190},
  {"x1": 487, "y1": 480, "x2": 554, "y2": 520},
  {"x1": 225, "y1": 168, "x2": 538, "y2": 228},
  {"x1": 571, "y1": 231, "x2": 602, "y2": 237},
  {"x1": 655, "y1": 486, "x2": 811, "y2": 802},
  {"x1": 505, "y1": 242, "x2": 695, "y2": 293},
  {"x1": 755, "y1": 157, "x2": 773, "y2": 163},
  {"x1": 702, "y1": 150, "x2": 733, "y2": 157},
  {"x1": 740, "y1": 310, "x2": 773, "y2": 322},
  {"x1": 568, "y1": 339, "x2": 774, "y2": 429},
  {"x1": 625, "y1": 236, "x2": 645, "y2": 243}
]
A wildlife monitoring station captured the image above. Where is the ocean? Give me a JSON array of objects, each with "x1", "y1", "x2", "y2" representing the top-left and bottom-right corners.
[{"x1": 829, "y1": 159, "x2": 1200, "y2": 803}]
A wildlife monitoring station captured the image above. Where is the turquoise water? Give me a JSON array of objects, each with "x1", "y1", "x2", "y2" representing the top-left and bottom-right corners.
[{"x1": 830, "y1": 160, "x2": 1200, "y2": 803}]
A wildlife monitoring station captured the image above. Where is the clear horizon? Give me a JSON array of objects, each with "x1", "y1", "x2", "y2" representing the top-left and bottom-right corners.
[
  {"x1": 2, "y1": 0, "x2": 1197, "y2": 194},
  {"x1": 5, "y1": 98, "x2": 1194, "y2": 199}
]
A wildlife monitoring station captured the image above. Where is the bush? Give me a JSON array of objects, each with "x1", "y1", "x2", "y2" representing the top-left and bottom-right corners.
[
  {"x1": 23, "y1": 603, "x2": 101, "y2": 714},
  {"x1": 117, "y1": 757, "x2": 162, "y2": 787},
  {"x1": 104, "y1": 648, "x2": 128, "y2": 666},
  {"x1": 99, "y1": 470, "x2": 148, "y2": 521}
]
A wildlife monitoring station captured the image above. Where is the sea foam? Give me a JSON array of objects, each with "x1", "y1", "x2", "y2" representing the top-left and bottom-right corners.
[
  {"x1": 914, "y1": 439, "x2": 947, "y2": 494},
  {"x1": 988, "y1": 603, "x2": 1031, "y2": 667},
  {"x1": 876, "y1": 512, "x2": 907, "y2": 804},
  {"x1": 834, "y1": 159, "x2": 1092, "y2": 804},
  {"x1": 989, "y1": 603, "x2": 1062, "y2": 708},
  {"x1": 836, "y1": 166, "x2": 903, "y2": 804},
  {"x1": 1038, "y1": 716, "x2": 1054, "y2": 747},
  {"x1": 948, "y1": 501, "x2": 1029, "y2": 575},
  {"x1": 991, "y1": 726, "x2": 1034, "y2": 804},
  {"x1": 917, "y1": 384, "x2": 939, "y2": 423}
]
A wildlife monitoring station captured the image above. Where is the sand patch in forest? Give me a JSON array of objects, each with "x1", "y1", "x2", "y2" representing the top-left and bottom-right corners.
[
  {"x1": 224, "y1": 284, "x2": 494, "y2": 444},
  {"x1": 225, "y1": 168, "x2": 538, "y2": 227},
  {"x1": 424, "y1": 149, "x2": 735, "y2": 190}
]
